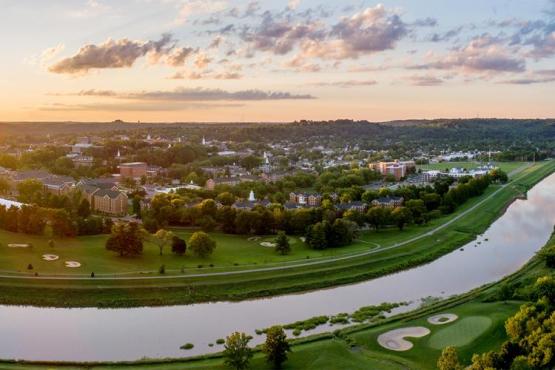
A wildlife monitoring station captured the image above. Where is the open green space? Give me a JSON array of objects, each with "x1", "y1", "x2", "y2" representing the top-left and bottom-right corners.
[
  {"x1": 0, "y1": 179, "x2": 554, "y2": 370},
  {"x1": 427, "y1": 316, "x2": 492, "y2": 349},
  {"x1": 0, "y1": 160, "x2": 551, "y2": 309},
  {"x1": 417, "y1": 161, "x2": 527, "y2": 173}
]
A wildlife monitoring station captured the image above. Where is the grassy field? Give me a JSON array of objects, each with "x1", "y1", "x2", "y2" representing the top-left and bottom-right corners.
[
  {"x1": 0, "y1": 160, "x2": 551, "y2": 309},
  {"x1": 0, "y1": 190, "x2": 554, "y2": 370},
  {"x1": 417, "y1": 161, "x2": 526, "y2": 173}
]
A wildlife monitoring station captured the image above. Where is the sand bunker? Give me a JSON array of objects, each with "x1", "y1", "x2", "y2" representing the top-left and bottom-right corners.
[
  {"x1": 42, "y1": 254, "x2": 59, "y2": 261},
  {"x1": 377, "y1": 327, "x2": 431, "y2": 351},
  {"x1": 260, "y1": 241, "x2": 276, "y2": 248},
  {"x1": 8, "y1": 243, "x2": 31, "y2": 248},
  {"x1": 428, "y1": 313, "x2": 458, "y2": 325},
  {"x1": 65, "y1": 261, "x2": 81, "y2": 268}
]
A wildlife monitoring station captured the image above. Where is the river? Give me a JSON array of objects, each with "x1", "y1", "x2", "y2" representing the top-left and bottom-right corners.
[{"x1": 1, "y1": 173, "x2": 554, "y2": 362}]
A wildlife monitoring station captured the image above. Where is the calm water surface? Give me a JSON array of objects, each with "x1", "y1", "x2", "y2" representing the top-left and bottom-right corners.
[{"x1": 1, "y1": 173, "x2": 554, "y2": 361}]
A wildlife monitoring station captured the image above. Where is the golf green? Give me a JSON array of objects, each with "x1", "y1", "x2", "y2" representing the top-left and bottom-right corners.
[{"x1": 427, "y1": 316, "x2": 492, "y2": 349}]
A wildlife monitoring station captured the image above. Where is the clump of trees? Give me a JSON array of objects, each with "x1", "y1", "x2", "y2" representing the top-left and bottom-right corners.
[
  {"x1": 305, "y1": 219, "x2": 359, "y2": 250},
  {"x1": 188, "y1": 231, "x2": 216, "y2": 258},
  {"x1": 105, "y1": 222, "x2": 145, "y2": 257}
]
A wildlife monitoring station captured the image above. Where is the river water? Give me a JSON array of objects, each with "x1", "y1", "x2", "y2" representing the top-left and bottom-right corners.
[{"x1": 1, "y1": 173, "x2": 554, "y2": 361}]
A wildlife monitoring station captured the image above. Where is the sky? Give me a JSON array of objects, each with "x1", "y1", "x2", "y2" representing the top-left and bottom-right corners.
[{"x1": 1, "y1": 0, "x2": 554, "y2": 122}]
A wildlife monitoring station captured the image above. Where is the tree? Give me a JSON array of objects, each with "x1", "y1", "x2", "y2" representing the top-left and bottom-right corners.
[
  {"x1": 437, "y1": 346, "x2": 463, "y2": 370},
  {"x1": 216, "y1": 192, "x2": 236, "y2": 206},
  {"x1": 171, "y1": 235, "x2": 187, "y2": 255},
  {"x1": 366, "y1": 207, "x2": 387, "y2": 230},
  {"x1": 16, "y1": 179, "x2": 45, "y2": 204},
  {"x1": 263, "y1": 326, "x2": 291, "y2": 369},
  {"x1": 152, "y1": 229, "x2": 174, "y2": 255},
  {"x1": 132, "y1": 196, "x2": 141, "y2": 217},
  {"x1": 105, "y1": 222, "x2": 145, "y2": 257},
  {"x1": 305, "y1": 221, "x2": 328, "y2": 250},
  {"x1": 391, "y1": 207, "x2": 413, "y2": 231},
  {"x1": 188, "y1": 231, "x2": 216, "y2": 258},
  {"x1": 77, "y1": 198, "x2": 91, "y2": 218},
  {"x1": 274, "y1": 231, "x2": 291, "y2": 255},
  {"x1": 224, "y1": 332, "x2": 253, "y2": 370},
  {"x1": 0, "y1": 176, "x2": 11, "y2": 195}
]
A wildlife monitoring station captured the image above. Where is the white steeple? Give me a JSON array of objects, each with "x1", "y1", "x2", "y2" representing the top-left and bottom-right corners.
[
  {"x1": 202, "y1": 136, "x2": 206, "y2": 145},
  {"x1": 116, "y1": 149, "x2": 121, "y2": 158},
  {"x1": 248, "y1": 190, "x2": 256, "y2": 202},
  {"x1": 168, "y1": 143, "x2": 172, "y2": 149},
  {"x1": 146, "y1": 133, "x2": 151, "y2": 141}
]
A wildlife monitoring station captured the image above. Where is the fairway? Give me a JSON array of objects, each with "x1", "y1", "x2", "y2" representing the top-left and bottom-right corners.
[
  {"x1": 417, "y1": 161, "x2": 526, "y2": 174},
  {"x1": 427, "y1": 316, "x2": 492, "y2": 349}
]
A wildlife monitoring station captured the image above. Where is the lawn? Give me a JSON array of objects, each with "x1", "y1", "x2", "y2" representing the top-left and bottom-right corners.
[{"x1": 417, "y1": 161, "x2": 527, "y2": 174}]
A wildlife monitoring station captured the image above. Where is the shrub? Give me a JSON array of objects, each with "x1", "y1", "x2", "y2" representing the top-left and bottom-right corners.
[
  {"x1": 216, "y1": 338, "x2": 225, "y2": 345},
  {"x1": 27, "y1": 263, "x2": 33, "y2": 270},
  {"x1": 180, "y1": 343, "x2": 194, "y2": 350},
  {"x1": 159, "y1": 264, "x2": 166, "y2": 274}
]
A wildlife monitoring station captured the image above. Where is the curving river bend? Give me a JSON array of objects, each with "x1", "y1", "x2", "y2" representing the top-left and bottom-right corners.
[{"x1": 1, "y1": 173, "x2": 554, "y2": 362}]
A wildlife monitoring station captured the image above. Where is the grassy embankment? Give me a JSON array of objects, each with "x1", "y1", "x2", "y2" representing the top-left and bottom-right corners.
[
  {"x1": 2, "y1": 223, "x2": 554, "y2": 370},
  {"x1": 0, "y1": 161, "x2": 551, "y2": 308}
]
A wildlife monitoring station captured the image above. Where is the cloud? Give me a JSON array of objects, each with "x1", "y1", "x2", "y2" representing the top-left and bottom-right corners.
[
  {"x1": 49, "y1": 34, "x2": 181, "y2": 74},
  {"x1": 308, "y1": 79, "x2": 377, "y2": 88},
  {"x1": 48, "y1": 34, "x2": 197, "y2": 74},
  {"x1": 413, "y1": 35, "x2": 525, "y2": 73},
  {"x1": 174, "y1": 0, "x2": 227, "y2": 25},
  {"x1": 58, "y1": 87, "x2": 315, "y2": 101},
  {"x1": 67, "y1": 0, "x2": 110, "y2": 18},
  {"x1": 288, "y1": 0, "x2": 301, "y2": 11},
  {"x1": 405, "y1": 75, "x2": 444, "y2": 86},
  {"x1": 240, "y1": 13, "x2": 325, "y2": 55},
  {"x1": 499, "y1": 69, "x2": 555, "y2": 84},
  {"x1": 166, "y1": 47, "x2": 196, "y2": 66},
  {"x1": 26, "y1": 43, "x2": 65, "y2": 67},
  {"x1": 194, "y1": 53, "x2": 212, "y2": 69},
  {"x1": 38, "y1": 102, "x2": 242, "y2": 112}
]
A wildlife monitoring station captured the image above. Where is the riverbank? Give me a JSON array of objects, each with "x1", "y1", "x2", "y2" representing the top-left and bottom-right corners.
[
  {"x1": 1, "y1": 220, "x2": 553, "y2": 369},
  {"x1": 0, "y1": 161, "x2": 551, "y2": 308}
]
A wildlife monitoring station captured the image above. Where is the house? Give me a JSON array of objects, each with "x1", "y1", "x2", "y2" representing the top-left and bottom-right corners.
[
  {"x1": 72, "y1": 155, "x2": 94, "y2": 168},
  {"x1": 289, "y1": 192, "x2": 322, "y2": 207},
  {"x1": 119, "y1": 162, "x2": 148, "y2": 179},
  {"x1": 422, "y1": 170, "x2": 442, "y2": 182},
  {"x1": 10, "y1": 170, "x2": 75, "y2": 196},
  {"x1": 41, "y1": 175, "x2": 75, "y2": 196},
  {"x1": 337, "y1": 201, "x2": 368, "y2": 212},
  {"x1": 205, "y1": 178, "x2": 241, "y2": 190},
  {"x1": 92, "y1": 189, "x2": 128, "y2": 216},
  {"x1": 371, "y1": 196, "x2": 404, "y2": 208}
]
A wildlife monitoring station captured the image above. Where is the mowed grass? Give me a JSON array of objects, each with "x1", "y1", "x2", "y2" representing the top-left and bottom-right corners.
[
  {"x1": 417, "y1": 161, "x2": 527, "y2": 174},
  {"x1": 427, "y1": 316, "x2": 492, "y2": 349},
  {"x1": 350, "y1": 301, "x2": 519, "y2": 370},
  {"x1": 0, "y1": 230, "x2": 377, "y2": 275}
]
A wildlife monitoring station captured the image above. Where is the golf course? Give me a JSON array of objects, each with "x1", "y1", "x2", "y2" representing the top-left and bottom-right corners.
[{"x1": 0, "y1": 160, "x2": 552, "y2": 309}]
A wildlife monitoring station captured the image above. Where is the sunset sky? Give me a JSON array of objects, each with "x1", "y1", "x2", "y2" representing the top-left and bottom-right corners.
[{"x1": 2, "y1": 0, "x2": 555, "y2": 122}]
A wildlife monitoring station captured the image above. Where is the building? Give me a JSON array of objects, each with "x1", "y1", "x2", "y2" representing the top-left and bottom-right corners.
[
  {"x1": 205, "y1": 175, "x2": 262, "y2": 190},
  {"x1": 337, "y1": 201, "x2": 368, "y2": 213},
  {"x1": 72, "y1": 155, "x2": 94, "y2": 168},
  {"x1": 76, "y1": 182, "x2": 128, "y2": 216},
  {"x1": 289, "y1": 192, "x2": 322, "y2": 207},
  {"x1": 370, "y1": 160, "x2": 416, "y2": 181},
  {"x1": 422, "y1": 170, "x2": 442, "y2": 182},
  {"x1": 371, "y1": 196, "x2": 404, "y2": 208},
  {"x1": 92, "y1": 189, "x2": 128, "y2": 216},
  {"x1": 10, "y1": 170, "x2": 75, "y2": 196},
  {"x1": 119, "y1": 162, "x2": 148, "y2": 179}
]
